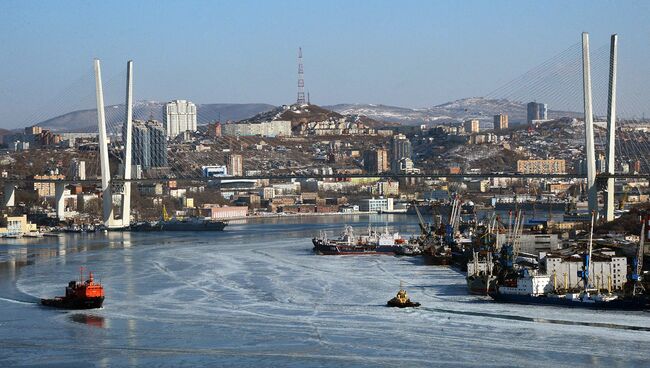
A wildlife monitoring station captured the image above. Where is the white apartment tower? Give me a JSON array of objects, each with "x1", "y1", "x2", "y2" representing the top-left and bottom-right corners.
[{"x1": 163, "y1": 100, "x2": 197, "y2": 138}]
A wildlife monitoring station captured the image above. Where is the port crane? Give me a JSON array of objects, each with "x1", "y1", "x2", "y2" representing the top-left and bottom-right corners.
[
  {"x1": 411, "y1": 200, "x2": 429, "y2": 239},
  {"x1": 631, "y1": 214, "x2": 647, "y2": 296}
]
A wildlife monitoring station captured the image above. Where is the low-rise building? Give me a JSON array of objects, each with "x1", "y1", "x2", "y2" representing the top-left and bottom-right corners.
[
  {"x1": 0, "y1": 215, "x2": 38, "y2": 236},
  {"x1": 33, "y1": 174, "x2": 66, "y2": 197},
  {"x1": 359, "y1": 197, "x2": 394, "y2": 212},
  {"x1": 517, "y1": 159, "x2": 566, "y2": 174},
  {"x1": 201, "y1": 205, "x2": 248, "y2": 219},
  {"x1": 222, "y1": 120, "x2": 291, "y2": 137},
  {"x1": 376, "y1": 181, "x2": 399, "y2": 196}
]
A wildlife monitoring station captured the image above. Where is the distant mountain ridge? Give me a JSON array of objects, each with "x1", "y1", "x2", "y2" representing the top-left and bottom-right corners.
[
  {"x1": 325, "y1": 97, "x2": 582, "y2": 127},
  {"x1": 37, "y1": 101, "x2": 276, "y2": 133},
  {"x1": 35, "y1": 97, "x2": 582, "y2": 132}
]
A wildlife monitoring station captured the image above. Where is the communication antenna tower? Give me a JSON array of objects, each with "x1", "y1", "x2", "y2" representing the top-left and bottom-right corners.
[{"x1": 297, "y1": 47, "x2": 305, "y2": 105}]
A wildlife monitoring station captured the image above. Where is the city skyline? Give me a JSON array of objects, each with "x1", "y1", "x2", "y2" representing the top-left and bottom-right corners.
[{"x1": 1, "y1": 1, "x2": 650, "y2": 129}]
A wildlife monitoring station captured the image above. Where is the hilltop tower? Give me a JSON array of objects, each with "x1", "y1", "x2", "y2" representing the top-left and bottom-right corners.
[{"x1": 297, "y1": 47, "x2": 305, "y2": 105}]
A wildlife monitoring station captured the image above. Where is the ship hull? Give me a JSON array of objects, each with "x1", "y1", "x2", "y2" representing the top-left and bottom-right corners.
[
  {"x1": 466, "y1": 276, "x2": 497, "y2": 295},
  {"x1": 494, "y1": 202, "x2": 566, "y2": 212},
  {"x1": 451, "y1": 250, "x2": 471, "y2": 271},
  {"x1": 41, "y1": 296, "x2": 104, "y2": 310},
  {"x1": 422, "y1": 252, "x2": 451, "y2": 265},
  {"x1": 386, "y1": 299, "x2": 421, "y2": 308},
  {"x1": 131, "y1": 221, "x2": 227, "y2": 232},
  {"x1": 489, "y1": 292, "x2": 648, "y2": 310},
  {"x1": 406, "y1": 204, "x2": 452, "y2": 217},
  {"x1": 312, "y1": 239, "x2": 396, "y2": 255}
]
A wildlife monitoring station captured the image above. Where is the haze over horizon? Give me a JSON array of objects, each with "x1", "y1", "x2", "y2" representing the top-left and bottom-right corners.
[{"x1": 1, "y1": 0, "x2": 650, "y2": 129}]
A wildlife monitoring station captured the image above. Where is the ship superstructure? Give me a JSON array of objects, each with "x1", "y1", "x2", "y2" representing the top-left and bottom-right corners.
[{"x1": 312, "y1": 224, "x2": 414, "y2": 255}]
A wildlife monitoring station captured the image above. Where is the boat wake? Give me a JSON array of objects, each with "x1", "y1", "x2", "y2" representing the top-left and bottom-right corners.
[{"x1": 0, "y1": 296, "x2": 38, "y2": 305}]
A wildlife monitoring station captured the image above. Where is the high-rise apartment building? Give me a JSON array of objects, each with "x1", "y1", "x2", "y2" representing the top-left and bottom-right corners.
[
  {"x1": 163, "y1": 100, "x2": 197, "y2": 138},
  {"x1": 464, "y1": 119, "x2": 480, "y2": 133},
  {"x1": 527, "y1": 102, "x2": 548, "y2": 124},
  {"x1": 363, "y1": 149, "x2": 389, "y2": 173},
  {"x1": 70, "y1": 159, "x2": 86, "y2": 180},
  {"x1": 208, "y1": 122, "x2": 222, "y2": 137},
  {"x1": 391, "y1": 134, "x2": 412, "y2": 173},
  {"x1": 132, "y1": 121, "x2": 150, "y2": 169},
  {"x1": 148, "y1": 120, "x2": 167, "y2": 168},
  {"x1": 493, "y1": 114, "x2": 508, "y2": 130},
  {"x1": 228, "y1": 154, "x2": 243, "y2": 176},
  {"x1": 131, "y1": 119, "x2": 168, "y2": 170}
]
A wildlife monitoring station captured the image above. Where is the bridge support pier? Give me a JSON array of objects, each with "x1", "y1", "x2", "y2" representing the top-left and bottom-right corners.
[
  {"x1": 55, "y1": 182, "x2": 65, "y2": 220},
  {"x1": 3, "y1": 183, "x2": 15, "y2": 208},
  {"x1": 605, "y1": 34, "x2": 618, "y2": 222},
  {"x1": 582, "y1": 32, "x2": 598, "y2": 216}
]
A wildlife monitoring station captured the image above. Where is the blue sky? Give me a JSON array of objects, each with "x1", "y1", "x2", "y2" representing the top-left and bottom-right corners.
[{"x1": 0, "y1": 0, "x2": 649, "y2": 128}]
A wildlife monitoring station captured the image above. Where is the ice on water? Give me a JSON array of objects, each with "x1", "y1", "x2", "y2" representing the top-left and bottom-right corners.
[{"x1": 4, "y1": 216, "x2": 650, "y2": 367}]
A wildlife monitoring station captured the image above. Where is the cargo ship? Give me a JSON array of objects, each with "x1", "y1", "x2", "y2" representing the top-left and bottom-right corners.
[
  {"x1": 41, "y1": 268, "x2": 105, "y2": 309},
  {"x1": 492, "y1": 195, "x2": 566, "y2": 212},
  {"x1": 466, "y1": 251, "x2": 497, "y2": 295},
  {"x1": 406, "y1": 200, "x2": 474, "y2": 217},
  {"x1": 465, "y1": 217, "x2": 504, "y2": 294},
  {"x1": 130, "y1": 218, "x2": 227, "y2": 232},
  {"x1": 488, "y1": 270, "x2": 648, "y2": 310},
  {"x1": 312, "y1": 225, "x2": 413, "y2": 255},
  {"x1": 489, "y1": 213, "x2": 649, "y2": 310},
  {"x1": 130, "y1": 205, "x2": 227, "y2": 232},
  {"x1": 422, "y1": 239, "x2": 452, "y2": 265}
]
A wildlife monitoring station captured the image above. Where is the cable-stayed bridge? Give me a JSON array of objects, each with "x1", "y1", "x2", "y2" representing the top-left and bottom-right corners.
[{"x1": 2, "y1": 33, "x2": 649, "y2": 228}]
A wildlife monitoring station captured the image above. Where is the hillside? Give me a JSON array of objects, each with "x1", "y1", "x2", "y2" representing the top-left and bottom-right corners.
[{"x1": 241, "y1": 103, "x2": 395, "y2": 130}]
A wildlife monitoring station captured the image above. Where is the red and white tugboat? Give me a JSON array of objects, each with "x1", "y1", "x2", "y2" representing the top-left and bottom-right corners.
[{"x1": 41, "y1": 268, "x2": 105, "y2": 309}]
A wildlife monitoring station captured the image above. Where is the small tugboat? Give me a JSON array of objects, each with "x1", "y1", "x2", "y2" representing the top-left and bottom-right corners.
[
  {"x1": 41, "y1": 268, "x2": 105, "y2": 309},
  {"x1": 387, "y1": 282, "x2": 421, "y2": 308}
]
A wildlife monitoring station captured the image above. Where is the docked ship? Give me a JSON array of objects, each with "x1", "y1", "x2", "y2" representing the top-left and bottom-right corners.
[
  {"x1": 312, "y1": 225, "x2": 412, "y2": 255},
  {"x1": 130, "y1": 218, "x2": 227, "y2": 232},
  {"x1": 489, "y1": 214, "x2": 649, "y2": 310},
  {"x1": 466, "y1": 251, "x2": 497, "y2": 295},
  {"x1": 411, "y1": 198, "x2": 465, "y2": 266},
  {"x1": 421, "y1": 238, "x2": 452, "y2": 265},
  {"x1": 41, "y1": 269, "x2": 105, "y2": 309},
  {"x1": 406, "y1": 200, "x2": 474, "y2": 217},
  {"x1": 492, "y1": 194, "x2": 566, "y2": 212},
  {"x1": 465, "y1": 217, "x2": 504, "y2": 294},
  {"x1": 130, "y1": 205, "x2": 227, "y2": 232},
  {"x1": 488, "y1": 270, "x2": 648, "y2": 310}
]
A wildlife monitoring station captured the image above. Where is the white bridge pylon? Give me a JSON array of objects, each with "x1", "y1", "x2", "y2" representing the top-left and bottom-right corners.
[
  {"x1": 94, "y1": 59, "x2": 133, "y2": 229},
  {"x1": 582, "y1": 32, "x2": 619, "y2": 221}
]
